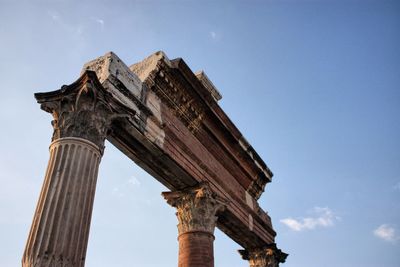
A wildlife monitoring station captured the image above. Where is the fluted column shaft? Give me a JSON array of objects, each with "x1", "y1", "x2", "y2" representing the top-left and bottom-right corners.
[
  {"x1": 22, "y1": 72, "x2": 130, "y2": 267},
  {"x1": 23, "y1": 138, "x2": 101, "y2": 267},
  {"x1": 163, "y1": 182, "x2": 228, "y2": 267}
]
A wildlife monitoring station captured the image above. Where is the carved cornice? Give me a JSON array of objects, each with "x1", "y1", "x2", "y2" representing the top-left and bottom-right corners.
[
  {"x1": 195, "y1": 71, "x2": 222, "y2": 101},
  {"x1": 131, "y1": 54, "x2": 207, "y2": 135},
  {"x1": 162, "y1": 182, "x2": 228, "y2": 235},
  {"x1": 247, "y1": 173, "x2": 270, "y2": 200},
  {"x1": 35, "y1": 71, "x2": 136, "y2": 151},
  {"x1": 239, "y1": 244, "x2": 288, "y2": 267},
  {"x1": 153, "y1": 63, "x2": 205, "y2": 134},
  {"x1": 131, "y1": 52, "x2": 275, "y2": 204}
]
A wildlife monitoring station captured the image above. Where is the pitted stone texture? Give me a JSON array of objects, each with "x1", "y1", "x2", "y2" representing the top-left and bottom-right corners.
[
  {"x1": 130, "y1": 51, "x2": 171, "y2": 82},
  {"x1": 81, "y1": 52, "x2": 143, "y2": 113},
  {"x1": 162, "y1": 182, "x2": 228, "y2": 235}
]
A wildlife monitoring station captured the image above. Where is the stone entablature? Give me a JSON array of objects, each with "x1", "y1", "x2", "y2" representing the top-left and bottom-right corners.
[
  {"x1": 23, "y1": 51, "x2": 287, "y2": 267},
  {"x1": 135, "y1": 53, "x2": 273, "y2": 197},
  {"x1": 75, "y1": 52, "x2": 277, "y2": 248}
]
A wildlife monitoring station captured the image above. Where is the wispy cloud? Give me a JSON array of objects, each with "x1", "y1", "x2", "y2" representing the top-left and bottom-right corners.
[
  {"x1": 91, "y1": 17, "x2": 105, "y2": 29},
  {"x1": 48, "y1": 10, "x2": 60, "y2": 21},
  {"x1": 128, "y1": 175, "x2": 141, "y2": 186},
  {"x1": 209, "y1": 31, "x2": 217, "y2": 40},
  {"x1": 112, "y1": 187, "x2": 125, "y2": 198},
  {"x1": 374, "y1": 224, "x2": 399, "y2": 243},
  {"x1": 47, "y1": 9, "x2": 84, "y2": 37},
  {"x1": 111, "y1": 175, "x2": 141, "y2": 198},
  {"x1": 96, "y1": 19, "x2": 104, "y2": 26},
  {"x1": 281, "y1": 207, "x2": 339, "y2": 231}
]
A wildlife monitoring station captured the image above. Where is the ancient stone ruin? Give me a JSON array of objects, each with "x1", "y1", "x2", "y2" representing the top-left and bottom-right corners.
[{"x1": 22, "y1": 51, "x2": 288, "y2": 267}]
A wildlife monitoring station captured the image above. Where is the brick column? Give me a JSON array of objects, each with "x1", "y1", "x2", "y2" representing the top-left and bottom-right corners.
[
  {"x1": 162, "y1": 182, "x2": 228, "y2": 267},
  {"x1": 22, "y1": 72, "x2": 129, "y2": 267},
  {"x1": 239, "y1": 244, "x2": 288, "y2": 267}
]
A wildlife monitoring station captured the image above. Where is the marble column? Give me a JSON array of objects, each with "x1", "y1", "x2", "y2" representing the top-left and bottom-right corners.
[
  {"x1": 22, "y1": 72, "x2": 121, "y2": 267},
  {"x1": 162, "y1": 182, "x2": 228, "y2": 267},
  {"x1": 239, "y1": 244, "x2": 288, "y2": 267}
]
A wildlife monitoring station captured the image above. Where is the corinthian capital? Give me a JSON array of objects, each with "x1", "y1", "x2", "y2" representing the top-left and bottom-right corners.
[
  {"x1": 35, "y1": 71, "x2": 135, "y2": 150},
  {"x1": 239, "y1": 244, "x2": 288, "y2": 267},
  {"x1": 162, "y1": 182, "x2": 228, "y2": 235}
]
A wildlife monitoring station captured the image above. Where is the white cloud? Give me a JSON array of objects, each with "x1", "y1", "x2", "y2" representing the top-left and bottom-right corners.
[
  {"x1": 280, "y1": 207, "x2": 339, "y2": 231},
  {"x1": 374, "y1": 224, "x2": 398, "y2": 242}
]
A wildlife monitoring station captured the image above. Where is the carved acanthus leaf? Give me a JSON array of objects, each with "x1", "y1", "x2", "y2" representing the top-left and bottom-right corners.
[
  {"x1": 239, "y1": 244, "x2": 288, "y2": 267},
  {"x1": 162, "y1": 182, "x2": 228, "y2": 235},
  {"x1": 35, "y1": 71, "x2": 135, "y2": 151}
]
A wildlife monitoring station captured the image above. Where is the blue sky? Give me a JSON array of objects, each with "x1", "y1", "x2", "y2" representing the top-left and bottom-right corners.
[{"x1": 0, "y1": 0, "x2": 399, "y2": 266}]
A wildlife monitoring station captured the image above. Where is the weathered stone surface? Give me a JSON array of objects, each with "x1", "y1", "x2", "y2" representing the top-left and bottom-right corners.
[
  {"x1": 23, "y1": 137, "x2": 101, "y2": 267},
  {"x1": 130, "y1": 50, "x2": 171, "y2": 83},
  {"x1": 81, "y1": 52, "x2": 143, "y2": 115},
  {"x1": 194, "y1": 71, "x2": 222, "y2": 101}
]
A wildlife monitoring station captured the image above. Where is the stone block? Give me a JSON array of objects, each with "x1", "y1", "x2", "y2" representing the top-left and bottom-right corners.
[{"x1": 81, "y1": 51, "x2": 143, "y2": 113}]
